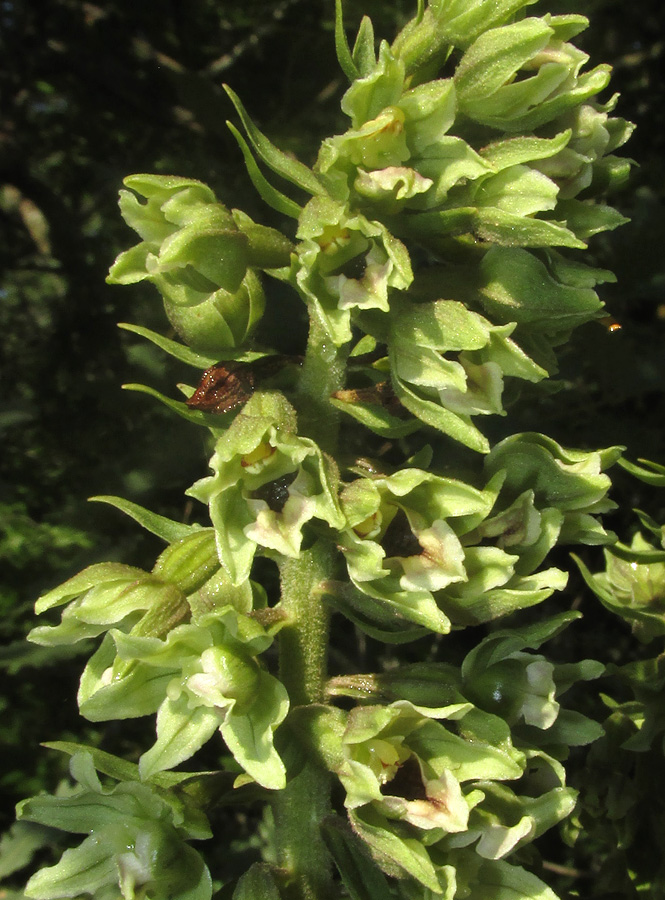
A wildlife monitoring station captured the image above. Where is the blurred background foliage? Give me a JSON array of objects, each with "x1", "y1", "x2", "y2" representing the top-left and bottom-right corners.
[{"x1": 1, "y1": 0, "x2": 664, "y2": 893}]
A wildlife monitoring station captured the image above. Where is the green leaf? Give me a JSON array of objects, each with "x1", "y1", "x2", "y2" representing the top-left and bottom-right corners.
[
  {"x1": 118, "y1": 322, "x2": 220, "y2": 367},
  {"x1": 322, "y1": 817, "x2": 397, "y2": 900},
  {"x1": 334, "y1": 0, "x2": 359, "y2": 82},
  {"x1": 122, "y1": 382, "x2": 233, "y2": 429},
  {"x1": 89, "y1": 495, "x2": 202, "y2": 543},
  {"x1": 618, "y1": 456, "x2": 665, "y2": 486},
  {"x1": 349, "y1": 807, "x2": 450, "y2": 895},
  {"x1": 42, "y1": 741, "x2": 140, "y2": 784},
  {"x1": 224, "y1": 85, "x2": 327, "y2": 197},
  {"x1": 233, "y1": 863, "x2": 282, "y2": 900},
  {"x1": 226, "y1": 121, "x2": 302, "y2": 219}
]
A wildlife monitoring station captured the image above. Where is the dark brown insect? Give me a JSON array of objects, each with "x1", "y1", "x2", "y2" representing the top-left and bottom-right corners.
[{"x1": 186, "y1": 356, "x2": 301, "y2": 414}]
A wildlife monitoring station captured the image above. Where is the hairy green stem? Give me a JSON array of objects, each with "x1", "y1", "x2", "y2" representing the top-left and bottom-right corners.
[
  {"x1": 296, "y1": 314, "x2": 348, "y2": 456},
  {"x1": 271, "y1": 314, "x2": 347, "y2": 900}
]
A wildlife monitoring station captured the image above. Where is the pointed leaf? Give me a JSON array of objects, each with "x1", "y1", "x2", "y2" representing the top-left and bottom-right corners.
[
  {"x1": 323, "y1": 817, "x2": 397, "y2": 900},
  {"x1": 89, "y1": 495, "x2": 202, "y2": 543},
  {"x1": 334, "y1": 0, "x2": 359, "y2": 82},
  {"x1": 118, "y1": 322, "x2": 220, "y2": 368},
  {"x1": 226, "y1": 122, "x2": 302, "y2": 219},
  {"x1": 224, "y1": 86, "x2": 327, "y2": 197}
]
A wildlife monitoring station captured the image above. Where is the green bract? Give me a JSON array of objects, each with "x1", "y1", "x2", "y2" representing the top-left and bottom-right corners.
[{"x1": 17, "y1": 751, "x2": 212, "y2": 900}]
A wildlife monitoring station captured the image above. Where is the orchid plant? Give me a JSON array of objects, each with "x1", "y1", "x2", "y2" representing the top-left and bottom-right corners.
[{"x1": 16, "y1": 1, "x2": 652, "y2": 897}]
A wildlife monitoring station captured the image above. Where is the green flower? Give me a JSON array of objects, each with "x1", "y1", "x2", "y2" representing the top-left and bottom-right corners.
[
  {"x1": 107, "y1": 175, "x2": 267, "y2": 353},
  {"x1": 485, "y1": 433, "x2": 620, "y2": 545},
  {"x1": 319, "y1": 693, "x2": 581, "y2": 889},
  {"x1": 339, "y1": 467, "x2": 498, "y2": 633},
  {"x1": 18, "y1": 752, "x2": 211, "y2": 900},
  {"x1": 295, "y1": 195, "x2": 412, "y2": 345},
  {"x1": 454, "y1": 16, "x2": 611, "y2": 133},
  {"x1": 27, "y1": 530, "x2": 249, "y2": 648},
  {"x1": 577, "y1": 534, "x2": 665, "y2": 643},
  {"x1": 188, "y1": 392, "x2": 345, "y2": 585},
  {"x1": 77, "y1": 606, "x2": 288, "y2": 788},
  {"x1": 389, "y1": 299, "x2": 547, "y2": 453}
]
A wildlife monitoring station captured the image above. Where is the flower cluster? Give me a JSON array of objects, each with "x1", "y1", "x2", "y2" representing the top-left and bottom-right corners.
[{"x1": 20, "y1": 1, "x2": 634, "y2": 898}]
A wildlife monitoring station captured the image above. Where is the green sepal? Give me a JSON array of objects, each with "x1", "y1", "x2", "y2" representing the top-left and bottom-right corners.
[
  {"x1": 341, "y1": 41, "x2": 404, "y2": 129},
  {"x1": 433, "y1": 0, "x2": 539, "y2": 48},
  {"x1": 478, "y1": 247, "x2": 607, "y2": 335},
  {"x1": 485, "y1": 433, "x2": 620, "y2": 512},
  {"x1": 461, "y1": 612, "x2": 580, "y2": 678},
  {"x1": 352, "y1": 16, "x2": 377, "y2": 77},
  {"x1": 451, "y1": 850, "x2": 561, "y2": 900},
  {"x1": 323, "y1": 581, "x2": 435, "y2": 643},
  {"x1": 30, "y1": 564, "x2": 188, "y2": 647},
  {"x1": 480, "y1": 131, "x2": 572, "y2": 171},
  {"x1": 78, "y1": 635, "x2": 176, "y2": 721},
  {"x1": 575, "y1": 537, "x2": 665, "y2": 643},
  {"x1": 556, "y1": 199, "x2": 629, "y2": 240},
  {"x1": 138, "y1": 694, "x2": 223, "y2": 781},
  {"x1": 438, "y1": 560, "x2": 569, "y2": 627},
  {"x1": 403, "y1": 207, "x2": 585, "y2": 249},
  {"x1": 454, "y1": 19, "x2": 553, "y2": 110},
  {"x1": 34, "y1": 563, "x2": 151, "y2": 615},
  {"x1": 224, "y1": 85, "x2": 327, "y2": 197},
  {"x1": 219, "y1": 668, "x2": 289, "y2": 790},
  {"x1": 391, "y1": 371, "x2": 490, "y2": 453}
]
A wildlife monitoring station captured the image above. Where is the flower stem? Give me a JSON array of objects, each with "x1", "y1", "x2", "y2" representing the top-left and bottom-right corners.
[
  {"x1": 296, "y1": 314, "x2": 348, "y2": 456},
  {"x1": 271, "y1": 315, "x2": 346, "y2": 899}
]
